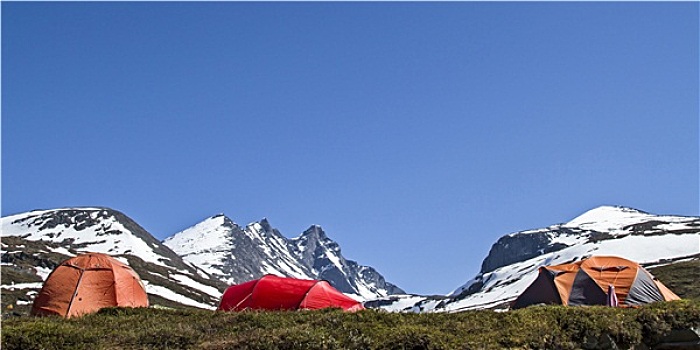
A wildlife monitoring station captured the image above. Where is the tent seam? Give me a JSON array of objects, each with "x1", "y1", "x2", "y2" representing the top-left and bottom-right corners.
[
  {"x1": 64, "y1": 266, "x2": 86, "y2": 317},
  {"x1": 233, "y1": 275, "x2": 267, "y2": 310},
  {"x1": 298, "y1": 281, "x2": 319, "y2": 309}
]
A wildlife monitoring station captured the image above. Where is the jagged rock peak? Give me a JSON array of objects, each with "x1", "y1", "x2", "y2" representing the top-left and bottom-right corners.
[
  {"x1": 258, "y1": 218, "x2": 273, "y2": 232},
  {"x1": 301, "y1": 225, "x2": 327, "y2": 240},
  {"x1": 200, "y1": 213, "x2": 237, "y2": 229},
  {"x1": 163, "y1": 214, "x2": 403, "y2": 299}
]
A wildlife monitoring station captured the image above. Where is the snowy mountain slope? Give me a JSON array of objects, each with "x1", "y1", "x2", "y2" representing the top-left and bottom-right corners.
[
  {"x1": 1, "y1": 208, "x2": 227, "y2": 312},
  {"x1": 290, "y1": 225, "x2": 403, "y2": 299},
  {"x1": 5, "y1": 205, "x2": 695, "y2": 315},
  {"x1": 2, "y1": 208, "x2": 182, "y2": 268},
  {"x1": 375, "y1": 206, "x2": 699, "y2": 313},
  {"x1": 163, "y1": 216, "x2": 403, "y2": 300},
  {"x1": 162, "y1": 215, "x2": 313, "y2": 283}
]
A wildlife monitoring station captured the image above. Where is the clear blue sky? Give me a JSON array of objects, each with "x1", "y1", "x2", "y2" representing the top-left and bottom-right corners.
[{"x1": 2, "y1": 2, "x2": 698, "y2": 295}]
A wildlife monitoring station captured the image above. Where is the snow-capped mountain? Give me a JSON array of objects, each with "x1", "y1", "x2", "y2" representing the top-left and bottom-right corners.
[
  {"x1": 1, "y1": 207, "x2": 402, "y2": 314},
  {"x1": 163, "y1": 215, "x2": 403, "y2": 300},
  {"x1": 291, "y1": 225, "x2": 401, "y2": 299},
  {"x1": 372, "y1": 206, "x2": 699, "y2": 313},
  {"x1": 1, "y1": 208, "x2": 228, "y2": 313},
  {"x1": 4, "y1": 205, "x2": 696, "y2": 315},
  {"x1": 161, "y1": 215, "x2": 308, "y2": 284}
]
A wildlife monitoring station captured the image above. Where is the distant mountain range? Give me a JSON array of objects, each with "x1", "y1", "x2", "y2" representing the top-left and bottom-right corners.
[
  {"x1": 0, "y1": 208, "x2": 401, "y2": 315},
  {"x1": 2, "y1": 205, "x2": 698, "y2": 316},
  {"x1": 368, "y1": 206, "x2": 700, "y2": 312},
  {"x1": 162, "y1": 214, "x2": 403, "y2": 299}
]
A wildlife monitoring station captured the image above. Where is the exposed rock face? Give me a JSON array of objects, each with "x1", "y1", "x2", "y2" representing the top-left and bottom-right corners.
[
  {"x1": 480, "y1": 206, "x2": 700, "y2": 275},
  {"x1": 2, "y1": 207, "x2": 403, "y2": 314},
  {"x1": 480, "y1": 228, "x2": 572, "y2": 274},
  {"x1": 291, "y1": 225, "x2": 404, "y2": 297},
  {"x1": 164, "y1": 217, "x2": 404, "y2": 300}
]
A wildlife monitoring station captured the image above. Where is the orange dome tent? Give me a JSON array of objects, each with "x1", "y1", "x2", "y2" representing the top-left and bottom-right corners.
[
  {"x1": 512, "y1": 256, "x2": 680, "y2": 309},
  {"x1": 218, "y1": 275, "x2": 364, "y2": 312},
  {"x1": 31, "y1": 253, "x2": 149, "y2": 318}
]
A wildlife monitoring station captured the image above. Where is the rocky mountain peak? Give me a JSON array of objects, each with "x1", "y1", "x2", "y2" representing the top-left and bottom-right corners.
[
  {"x1": 201, "y1": 214, "x2": 237, "y2": 228},
  {"x1": 219, "y1": 215, "x2": 237, "y2": 229},
  {"x1": 258, "y1": 218, "x2": 273, "y2": 232},
  {"x1": 294, "y1": 225, "x2": 342, "y2": 261},
  {"x1": 164, "y1": 215, "x2": 401, "y2": 300},
  {"x1": 301, "y1": 225, "x2": 327, "y2": 240}
]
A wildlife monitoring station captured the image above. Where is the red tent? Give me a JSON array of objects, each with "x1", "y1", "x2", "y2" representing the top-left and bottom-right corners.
[{"x1": 217, "y1": 275, "x2": 364, "y2": 312}]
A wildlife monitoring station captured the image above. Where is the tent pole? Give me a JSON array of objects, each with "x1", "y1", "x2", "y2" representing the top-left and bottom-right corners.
[{"x1": 65, "y1": 266, "x2": 86, "y2": 318}]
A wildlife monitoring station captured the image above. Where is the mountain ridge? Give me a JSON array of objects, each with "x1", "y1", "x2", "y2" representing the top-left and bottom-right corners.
[
  {"x1": 2, "y1": 205, "x2": 697, "y2": 316},
  {"x1": 1, "y1": 206, "x2": 402, "y2": 316},
  {"x1": 163, "y1": 214, "x2": 404, "y2": 300},
  {"x1": 370, "y1": 205, "x2": 700, "y2": 312}
]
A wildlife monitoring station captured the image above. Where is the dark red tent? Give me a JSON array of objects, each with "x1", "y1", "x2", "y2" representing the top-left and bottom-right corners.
[{"x1": 217, "y1": 275, "x2": 364, "y2": 312}]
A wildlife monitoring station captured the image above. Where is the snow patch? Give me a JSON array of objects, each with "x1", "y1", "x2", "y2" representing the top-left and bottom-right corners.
[
  {"x1": 34, "y1": 267, "x2": 53, "y2": 280},
  {"x1": 47, "y1": 246, "x2": 75, "y2": 256},
  {"x1": 169, "y1": 274, "x2": 222, "y2": 299},
  {"x1": 2, "y1": 282, "x2": 43, "y2": 290},
  {"x1": 144, "y1": 283, "x2": 215, "y2": 310}
]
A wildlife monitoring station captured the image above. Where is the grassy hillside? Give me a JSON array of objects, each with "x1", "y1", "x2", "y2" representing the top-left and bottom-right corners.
[
  {"x1": 648, "y1": 259, "x2": 700, "y2": 300},
  {"x1": 3, "y1": 300, "x2": 699, "y2": 350}
]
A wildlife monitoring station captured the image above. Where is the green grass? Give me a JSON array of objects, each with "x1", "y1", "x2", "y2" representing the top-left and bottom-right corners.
[
  {"x1": 3, "y1": 300, "x2": 699, "y2": 350},
  {"x1": 648, "y1": 259, "x2": 700, "y2": 300}
]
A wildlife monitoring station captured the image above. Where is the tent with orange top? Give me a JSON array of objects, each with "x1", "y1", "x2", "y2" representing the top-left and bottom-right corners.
[
  {"x1": 31, "y1": 252, "x2": 149, "y2": 318},
  {"x1": 218, "y1": 275, "x2": 364, "y2": 312},
  {"x1": 512, "y1": 256, "x2": 679, "y2": 309}
]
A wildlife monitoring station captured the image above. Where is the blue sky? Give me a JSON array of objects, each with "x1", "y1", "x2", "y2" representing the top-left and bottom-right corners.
[{"x1": 2, "y1": 2, "x2": 698, "y2": 295}]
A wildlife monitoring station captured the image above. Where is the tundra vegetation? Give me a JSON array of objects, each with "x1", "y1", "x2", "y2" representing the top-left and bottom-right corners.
[
  {"x1": 2, "y1": 299, "x2": 699, "y2": 350},
  {"x1": 3, "y1": 257, "x2": 699, "y2": 349}
]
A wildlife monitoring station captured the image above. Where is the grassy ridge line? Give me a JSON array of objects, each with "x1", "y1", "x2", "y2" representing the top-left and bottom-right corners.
[{"x1": 3, "y1": 300, "x2": 699, "y2": 350}]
